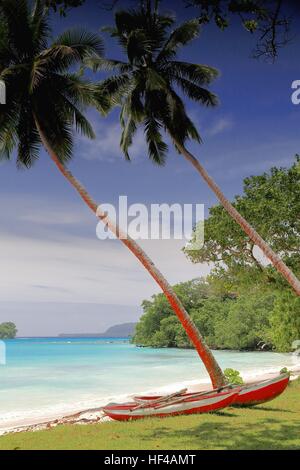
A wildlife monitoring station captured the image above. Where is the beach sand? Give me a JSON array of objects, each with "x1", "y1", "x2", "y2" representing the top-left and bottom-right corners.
[{"x1": 1, "y1": 366, "x2": 299, "y2": 436}]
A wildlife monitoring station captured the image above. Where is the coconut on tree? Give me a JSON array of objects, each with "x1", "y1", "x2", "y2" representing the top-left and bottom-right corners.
[
  {"x1": 0, "y1": 0, "x2": 225, "y2": 387},
  {"x1": 91, "y1": 1, "x2": 300, "y2": 297}
]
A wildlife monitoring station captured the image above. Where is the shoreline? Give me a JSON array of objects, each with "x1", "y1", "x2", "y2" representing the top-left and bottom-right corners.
[{"x1": 1, "y1": 366, "x2": 299, "y2": 436}]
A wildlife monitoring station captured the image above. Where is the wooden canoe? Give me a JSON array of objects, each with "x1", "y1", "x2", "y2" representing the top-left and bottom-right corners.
[
  {"x1": 102, "y1": 388, "x2": 239, "y2": 421},
  {"x1": 133, "y1": 373, "x2": 290, "y2": 409}
]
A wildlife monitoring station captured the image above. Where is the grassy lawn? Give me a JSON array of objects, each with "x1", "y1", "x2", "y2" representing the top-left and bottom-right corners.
[{"x1": 1, "y1": 379, "x2": 299, "y2": 450}]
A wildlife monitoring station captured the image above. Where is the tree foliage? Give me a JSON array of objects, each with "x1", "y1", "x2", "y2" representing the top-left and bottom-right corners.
[
  {"x1": 91, "y1": 2, "x2": 218, "y2": 165},
  {"x1": 133, "y1": 277, "x2": 299, "y2": 352},
  {"x1": 185, "y1": 156, "x2": 300, "y2": 288},
  {"x1": 0, "y1": 0, "x2": 107, "y2": 168},
  {"x1": 0, "y1": 322, "x2": 17, "y2": 339},
  {"x1": 185, "y1": 0, "x2": 294, "y2": 61},
  {"x1": 133, "y1": 158, "x2": 300, "y2": 353},
  {"x1": 44, "y1": 0, "x2": 85, "y2": 16}
]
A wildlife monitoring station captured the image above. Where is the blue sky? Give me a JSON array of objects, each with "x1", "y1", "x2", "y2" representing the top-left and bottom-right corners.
[{"x1": 0, "y1": 0, "x2": 299, "y2": 335}]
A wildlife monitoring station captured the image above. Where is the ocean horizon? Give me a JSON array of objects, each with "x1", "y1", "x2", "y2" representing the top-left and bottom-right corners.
[{"x1": 0, "y1": 337, "x2": 299, "y2": 431}]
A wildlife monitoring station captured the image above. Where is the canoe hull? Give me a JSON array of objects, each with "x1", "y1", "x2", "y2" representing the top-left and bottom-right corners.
[
  {"x1": 133, "y1": 373, "x2": 290, "y2": 409},
  {"x1": 233, "y1": 373, "x2": 290, "y2": 406},
  {"x1": 103, "y1": 390, "x2": 239, "y2": 421}
]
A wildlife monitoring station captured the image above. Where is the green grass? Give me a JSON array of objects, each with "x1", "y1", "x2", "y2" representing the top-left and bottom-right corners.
[{"x1": 1, "y1": 379, "x2": 299, "y2": 450}]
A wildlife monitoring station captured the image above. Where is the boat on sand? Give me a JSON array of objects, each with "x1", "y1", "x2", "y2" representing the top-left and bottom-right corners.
[{"x1": 103, "y1": 373, "x2": 290, "y2": 421}]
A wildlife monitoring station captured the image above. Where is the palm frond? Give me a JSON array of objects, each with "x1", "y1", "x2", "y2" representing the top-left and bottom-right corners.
[
  {"x1": 39, "y1": 29, "x2": 104, "y2": 73},
  {"x1": 144, "y1": 116, "x2": 168, "y2": 165},
  {"x1": 128, "y1": 87, "x2": 144, "y2": 122},
  {"x1": 175, "y1": 77, "x2": 218, "y2": 106},
  {"x1": 37, "y1": 107, "x2": 74, "y2": 165},
  {"x1": 84, "y1": 57, "x2": 130, "y2": 73},
  {"x1": 146, "y1": 67, "x2": 167, "y2": 91},
  {"x1": 16, "y1": 106, "x2": 41, "y2": 168},
  {"x1": 31, "y1": 0, "x2": 50, "y2": 53},
  {"x1": 98, "y1": 73, "x2": 132, "y2": 105},
  {"x1": 165, "y1": 89, "x2": 201, "y2": 146},
  {"x1": 0, "y1": 103, "x2": 19, "y2": 160},
  {"x1": 120, "y1": 116, "x2": 137, "y2": 160},
  {"x1": 0, "y1": 0, "x2": 33, "y2": 60},
  {"x1": 126, "y1": 30, "x2": 152, "y2": 65},
  {"x1": 58, "y1": 94, "x2": 95, "y2": 139},
  {"x1": 164, "y1": 61, "x2": 219, "y2": 86},
  {"x1": 157, "y1": 19, "x2": 200, "y2": 63},
  {"x1": 0, "y1": 1, "x2": 98, "y2": 168},
  {"x1": 110, "y1": 8, "x2": 174, "y2": 55}
]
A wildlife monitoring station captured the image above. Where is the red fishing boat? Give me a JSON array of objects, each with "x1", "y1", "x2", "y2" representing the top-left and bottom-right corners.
[
  {"x1": 133, "y1": 373, "x2": 290, "y2": 409},
  {"x1": 103, "y1": 388, "x2": 239, "y2": 421}
]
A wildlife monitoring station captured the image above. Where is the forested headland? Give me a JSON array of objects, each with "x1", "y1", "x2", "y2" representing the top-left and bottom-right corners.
[{"x1": 133, "y1": 158, "x2": 300, "y2": 352}]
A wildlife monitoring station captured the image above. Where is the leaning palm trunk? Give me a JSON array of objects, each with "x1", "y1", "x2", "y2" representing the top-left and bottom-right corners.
[
  {"x1": 175, "y1": 141, "x2": 300, "y2": 297},
  {"x1": 35, "y1": 121, "x2": 226, "y2": 388}
]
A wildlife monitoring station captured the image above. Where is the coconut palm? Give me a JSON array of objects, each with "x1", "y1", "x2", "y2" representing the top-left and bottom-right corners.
[
  {"x1": 92, "y1": 1, "x2": 300, "y2": 296},
  {"x1": 0, "y1": 0, "x2": 225, "y2": 387}
]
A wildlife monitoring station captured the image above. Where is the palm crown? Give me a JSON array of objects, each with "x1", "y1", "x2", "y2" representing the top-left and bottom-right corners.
[
  {"x1": 92, "y1": 2, "x2": 219, "y2": 164},
  {"x1": 0, "y1": 0, "x2": 106, "y2": 168}
]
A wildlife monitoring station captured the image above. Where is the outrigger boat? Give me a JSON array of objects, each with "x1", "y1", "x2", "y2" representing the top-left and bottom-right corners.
[
  {"x1": 133, "y1": 373, "x2": 290, "y2": 408},
  {"x1": 103, "y1": 373, "x2": 290, "y2": 421},
  {"x1": 102, "y1": 387, "x2": 240, "y2": 421}
]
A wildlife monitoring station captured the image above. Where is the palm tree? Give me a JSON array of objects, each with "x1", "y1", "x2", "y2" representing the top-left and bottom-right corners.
[
  {"x1": 92, "y1": 1, "x2": 300, "y2": 297},
  {"x1": 0, "y1": 0, "x2": 225, "y2": 387}
]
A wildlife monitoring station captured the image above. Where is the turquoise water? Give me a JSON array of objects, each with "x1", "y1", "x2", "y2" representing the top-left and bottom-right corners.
[{"x1": 0, "y1": 338, "x2": 297, "y2": 429}]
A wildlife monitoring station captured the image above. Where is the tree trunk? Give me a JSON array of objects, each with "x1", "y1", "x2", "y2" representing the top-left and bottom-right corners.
[
  {"x1": 35, "y1": 121, "x2": 226, "y2": 388},
  {"x1": 176, "y1": 141, "x2": 300, "y2": 297}
]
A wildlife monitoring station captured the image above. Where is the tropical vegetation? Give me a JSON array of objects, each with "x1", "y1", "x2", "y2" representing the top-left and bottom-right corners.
[
  {"x1": 0, "y1": 0, "x2": 224, "y2": 387},
  {"x1": 133, "y1": 278, "x2": 300, "y2": 352},
  {"x1": 94, "y1": 1, "x2": 300, "y2": 296},
  {"x1": 0, "y1": 322, "x2": 17, "y2": 339},
  {"x1": 133, "y1": 159, "x2": 300, "y2": 352}
]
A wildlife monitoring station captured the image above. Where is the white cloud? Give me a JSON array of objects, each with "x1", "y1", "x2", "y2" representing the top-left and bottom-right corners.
[
  {"x1": 19, "y1": 209, "x2": 88, "y2": 226},
  {"x1": 0, "y1": 195, "x2": 209, "y2": 300},
  {"x1": 0, "y1": 192, "x2": 211, "y2": 335},
  {"x1": 207, "y1": 117, "x2": 234, "y2": 137},
  {"x1": 77, "y1": 118, "x2": 147, "y2": 163},
  {"x1": 0, "y1": 233, "x2": 209, "y2": 305}
]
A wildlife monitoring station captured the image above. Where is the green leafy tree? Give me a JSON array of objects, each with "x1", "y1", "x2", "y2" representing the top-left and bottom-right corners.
[
  {"x1": 0, "y1": 0, "x2": 224, "y2": 387},
  {"x1": 269, "y1": 293, "x2": 300, "y2": 352},
  {"x1": 92, "y1": 1, "x2": 300, "y2": 296},
  {"x1": 0, "y1": 322, "x2": 17, "y2": 339},
  {"x1": 186, "y1": 157, "x2": 300, "y2": 290},
  {"x1": 133, "y1": 280, "x2": 280, "y2": 351},
  {"x1": 133, "y1": 279, "x2": 212, "y2": 347},
  {"x1": 212, "y1": 292, "x2": 274, "y2": 350}
]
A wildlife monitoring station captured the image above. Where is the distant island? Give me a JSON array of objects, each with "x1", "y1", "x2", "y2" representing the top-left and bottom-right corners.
[
  {"x1": 0, "y1": 322, "x2": 17, "y2": 339},
  {"x1": 59, "y1": 322, "x2": 137, "y2": 338}
]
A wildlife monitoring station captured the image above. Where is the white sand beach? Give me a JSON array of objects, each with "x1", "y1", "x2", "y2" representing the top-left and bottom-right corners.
[{"x1": 1, "y1": 367, "x2": 299, "y2": 437}]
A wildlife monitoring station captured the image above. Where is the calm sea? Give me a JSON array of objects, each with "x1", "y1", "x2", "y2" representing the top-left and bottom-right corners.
[{"x1": 0, "y1": 337, "x2": 298, "y2": 429}]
